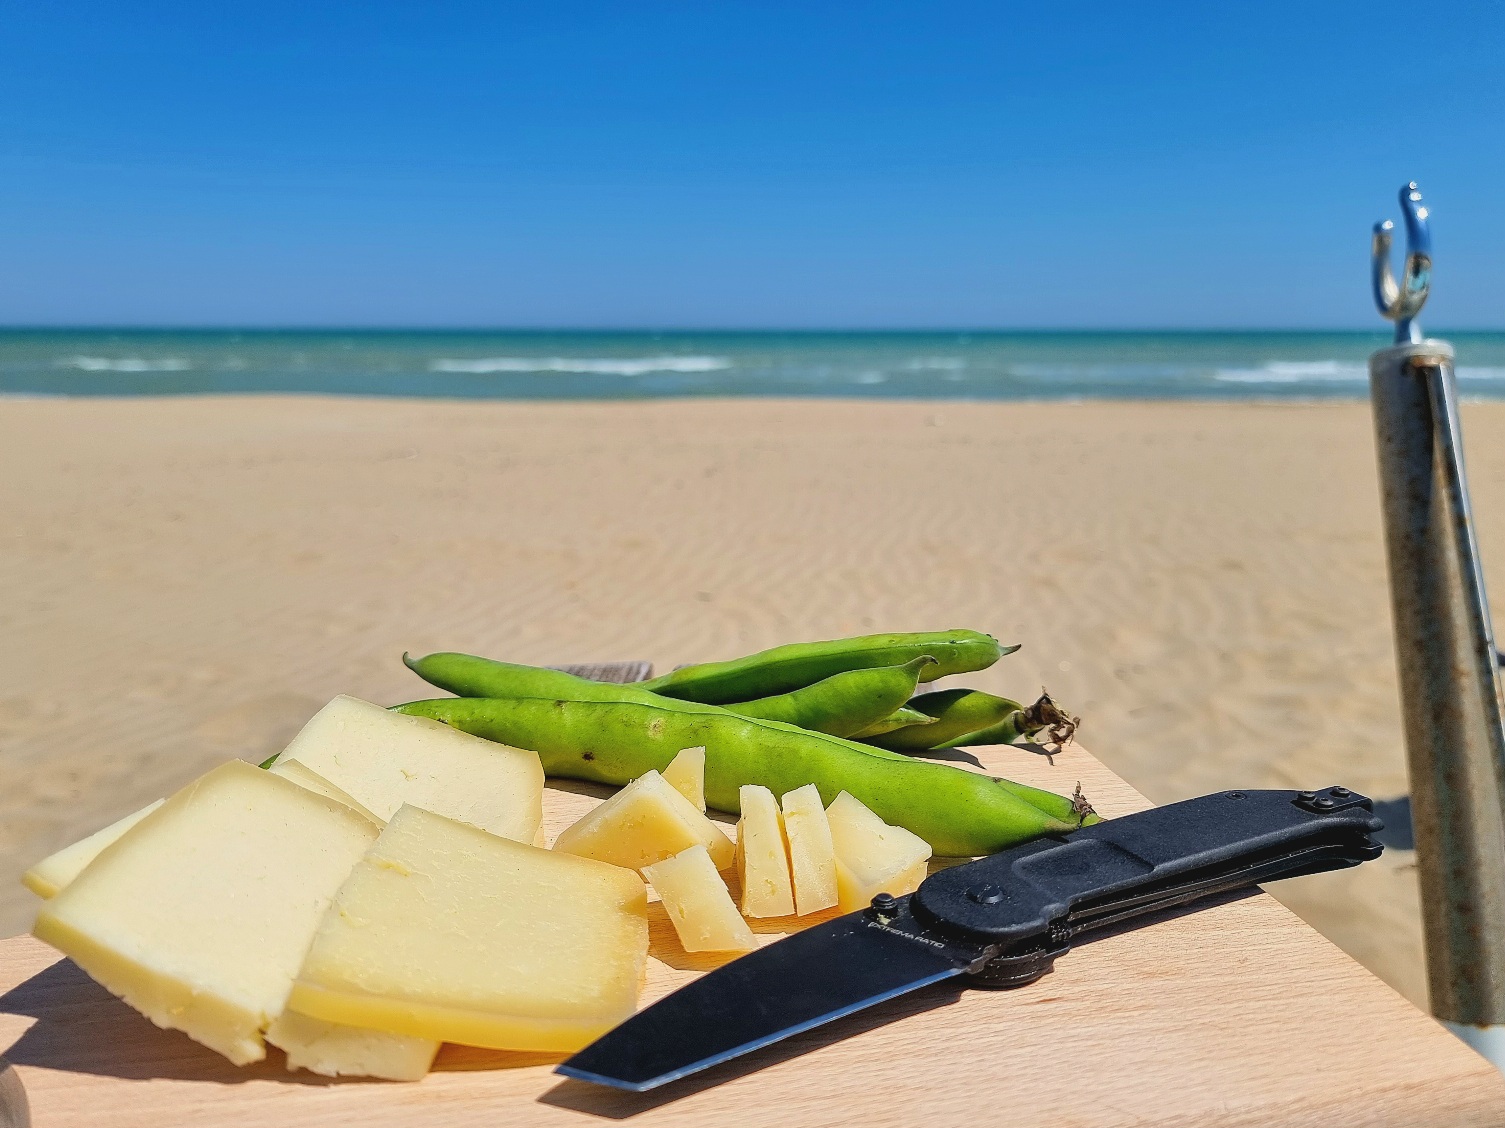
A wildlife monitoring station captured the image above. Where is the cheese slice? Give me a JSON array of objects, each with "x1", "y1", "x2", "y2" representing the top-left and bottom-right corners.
[
  {"x1": 781, "y1": 784, "x2": 839, "y2": 916},
  {"x1": 289, "y1": 804, "x2": 649, "y2": 1052},
  {"x1": 265, "y1": 1009, "x2": 438, "y2": 1082},
  {"x1": 32, "y1": 761, "x2": 378, "y2": 1065},
  {"x1": 661, "y1": 746, "x2": 706, "y2": 811},
  {"x1": 21, "y1": 800, "x2": 165, "y2": 899},
  {"x1": 736, "y1": 785, "x2": 795, "y2": 917},
  {"x1": 20, "y1": 761, "x2": 378, "y2": 902},
  {"x1": 826, "y1": 790, "x2": 933, "y2": 912},
  {"x1": 268, "y1": 759, "x2": 383, "y2": 824},
  {"x1": 273, "y1": 695, "x2": 544, "y2": 844},
  {"x1": 643, "y1": 844, "x2": 756, "y2": 953},
  {"x1": 553, "y1": 769, "x2": 734, "y2": 871}
]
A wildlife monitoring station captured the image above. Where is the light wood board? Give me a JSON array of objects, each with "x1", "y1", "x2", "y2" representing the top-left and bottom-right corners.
[{"x1": 2, "y1": 742, "x2": 1502, "y2": 1127}]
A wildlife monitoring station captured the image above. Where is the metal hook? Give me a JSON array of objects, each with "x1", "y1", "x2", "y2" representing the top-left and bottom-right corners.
[{"x1": 1372, "y1": 181, "x2": 1433, "y2": 344}]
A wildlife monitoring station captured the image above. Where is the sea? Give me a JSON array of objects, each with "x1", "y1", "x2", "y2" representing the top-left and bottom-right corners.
[{"x1": 4, "y1": 329, "x2": 1505, "y2": 401}]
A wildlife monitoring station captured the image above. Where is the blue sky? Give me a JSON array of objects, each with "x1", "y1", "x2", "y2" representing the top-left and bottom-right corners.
[{"x1": 2, "y1": 2, "x2": 1502, "y2": 328}]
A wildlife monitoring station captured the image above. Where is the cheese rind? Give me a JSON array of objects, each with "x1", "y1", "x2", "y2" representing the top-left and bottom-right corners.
[
  {"x1": 553, "y1": 769, "x2": 734, "y2": 871},
  {"x1": 265, "y1": 1009, "x2": 438, "y2": 1081},
  {"x1": 644, "y1": 845, "x2": 757, "y2": 953},
  {"x1": 781, "y1": 784, "x2": 839, "y2": 916},
  {"x1": 661, "y1": 746, "x2": 706, "y2": 811},
  {"x1": 826, "y1": 790, "x2": 933, "y2": 912},
  {"x1": 32, "y1": 761, "x2": 379, "y2": 1065},
  {"x1": 273, "y1": 695, "x2": 544, "y2": 844},
  {"x1": 736, "y1": 785, "x2": 795, "y2": 917},
  {"x1": 21, "y1": 799, "x2": 165, "y2": 899},
  {"x1": 289, "y1": 804, "x2": 649, "y2": 1053}
]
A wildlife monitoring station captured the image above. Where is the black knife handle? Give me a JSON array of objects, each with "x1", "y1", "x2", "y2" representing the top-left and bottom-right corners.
[{"x1": 909, "y1": 786, "x2": 1381, "y2": 984}]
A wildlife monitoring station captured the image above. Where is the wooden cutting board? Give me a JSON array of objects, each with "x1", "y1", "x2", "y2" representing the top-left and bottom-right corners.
[{"x1": 2, "y1": 738, "x2": 1503, "y2": 1127}]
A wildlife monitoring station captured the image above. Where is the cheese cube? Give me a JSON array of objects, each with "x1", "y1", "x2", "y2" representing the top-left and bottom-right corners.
[
  {"x1": 273, "y1": 695, "x2": 543, "y2": 844},
  {"x1": 826, "y1": 791, "x2": 933, "y2": 912},
  {"x1": 289, "y1": 804, "x2": 649, "y2": 1053},
  {"x1": 265, "y1": 1009, "x2": 438, "y2": 1082},
  {"x1": 643, "y1": 845, "x2": 756, "y2": 953},
  {"x1": 661, "y1": 746, "x2": 706, "y2": 811},
  {"x1": 736, "y1": 785, "x2": 795, "y2": 917},
  {"x1": 781, "y1": 784, "x2": 839, "y2": 916},
  {"x1": 553, "y1": 769, "x2": 734, "y2": 871},
  {"x1": 32, "y1": 761, "x2": 378, "y2": 1065},
  {"x1": 21, "y1": 800, "x2": 165, "y2": 899}
]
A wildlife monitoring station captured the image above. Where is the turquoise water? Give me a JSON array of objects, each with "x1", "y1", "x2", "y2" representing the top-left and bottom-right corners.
[{"x1": 4, "y1": 329, "x2": 1505, "y2": 400}]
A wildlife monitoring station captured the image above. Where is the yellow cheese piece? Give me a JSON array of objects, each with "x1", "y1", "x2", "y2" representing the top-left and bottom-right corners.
[
  {"x1": 736, "y1": 785, "x2": 795, "y2": 918},
  {"x1": 21, "y1": 800, "x2": 165, "y2": 899},
  {"x1": 273, "y1": 695, "x2": 544, "y2": 844},
  {"x1": 826, "y1": 790, "x2": 933, "y2": 913},
  {"x1": 289, "y1": 804, "x2": 648, "y2": 1053},
  {"x1": 33, "y1": 761, "x2": 378, "y2": 1065},
  {"x1": 20, "y1": 762, "x2": 376, "y2": 902},
  {"x1": 268, "y1": 759, "x2": 383, "y2": 824},
  {"x1": 553, "y1": 769, "x2": 734, "y2": 871},
  {"x1": 265, "y1": 1009, "x2": 438, "y2": 1082},
  {"x1": 643, "y1": 845, "x2": 756, "y2": 953},
  {"x1": 781, "y1": 784, "x2": 839, "y2": 916},
  {"x1": 661, "y1": 746, "x2": 706, "y2": 811}
]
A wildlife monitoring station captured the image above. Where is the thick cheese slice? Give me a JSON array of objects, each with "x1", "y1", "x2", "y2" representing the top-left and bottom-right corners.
[
  {"x1": 661, "y1": 746, "x2": 706, "y2": 811},
  {"x1": 268, "y1": 759, "x2": 383, "y2": 824},
  {"x1": 643, "y1": 844, "x2": 756, "y2": 953},
  {"x1": 265, "y1": 1009, "x2": 439, "y2": 1082},
  {"x1": 553, "y1": 769, "x2": 734, "y2": 871},
  {"x1": 826, "y1": 790, "x2": 933, "y2": 912},
  {"x1": 21, "y1": 800, "x2": 165, "y2": 899},
  {"x1": 32, "y1": 761, "x2": 378, "y2": 1065},
  {"x1": 289, "y1": 804, "x2": 649, "y2": 1052},
  {"x1": 781, "y1": 784, "x2": 839, "y2": 916},
  {"x1": 736, "y1": 785, "x2": 795, "y2": 918},
  {"x1": 20, "y1": 761, "x2": 377, "y2": 902},
  {"x1": 273, "y1": 695, "x2": 543, "y2": 844}
]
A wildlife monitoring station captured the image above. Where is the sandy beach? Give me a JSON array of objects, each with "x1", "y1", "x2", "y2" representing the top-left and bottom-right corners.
[{"x1": 7, "y1": 394, "x2": 1504, "y2": 1009}]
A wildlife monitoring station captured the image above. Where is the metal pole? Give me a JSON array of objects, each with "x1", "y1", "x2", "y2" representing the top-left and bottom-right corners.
[{"x1": 1369, "y1": 184, "x2": 1505, "y2": 1067}]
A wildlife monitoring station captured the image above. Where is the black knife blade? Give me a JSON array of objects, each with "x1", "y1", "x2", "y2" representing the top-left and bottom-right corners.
[{"x1": 558, "y1": 785, "x2": 1382, "y2": 1092}]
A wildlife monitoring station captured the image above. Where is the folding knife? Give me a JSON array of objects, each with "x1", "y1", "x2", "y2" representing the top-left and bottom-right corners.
[{"x1": 558, "y1": 785, "x2": 1383, "y2": 1091}]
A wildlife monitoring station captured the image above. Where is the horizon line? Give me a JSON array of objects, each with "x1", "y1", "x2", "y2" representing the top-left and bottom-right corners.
[{"x1": 2, "y1": 324, "x2": 1503, "y2": 336}]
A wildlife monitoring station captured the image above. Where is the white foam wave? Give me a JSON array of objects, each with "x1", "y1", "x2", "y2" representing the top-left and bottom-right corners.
[
  {"x1": 428, "y1": 355, "x2": 731, "y2": 376},
  {"x1": 1457, "y1": 367, "x2": 1505, "y2": 381},
  {"x1": 1214, "y1": 360, "x2": 1368, "y2": 384},
  {"x1": 57, "y1": 356, "x2": 192, "y2": 373},
  {"x1": 904, "y1": 357, "x2": 966, "y2": 371}
]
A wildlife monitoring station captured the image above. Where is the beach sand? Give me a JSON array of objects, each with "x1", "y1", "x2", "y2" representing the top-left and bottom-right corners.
[{"x1": 7, "y1": 394, "x2": 1505, "y2": 1009}]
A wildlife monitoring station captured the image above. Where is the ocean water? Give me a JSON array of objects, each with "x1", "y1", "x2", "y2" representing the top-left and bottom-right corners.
[{"x1": 3, "y1": 329, "x2": 1505, "y2": 400}]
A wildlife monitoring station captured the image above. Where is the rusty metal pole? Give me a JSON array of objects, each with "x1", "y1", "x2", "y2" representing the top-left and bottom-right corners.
[{"x1": 1369, "y1": 184, "x2": 1505, "y2": 1067}]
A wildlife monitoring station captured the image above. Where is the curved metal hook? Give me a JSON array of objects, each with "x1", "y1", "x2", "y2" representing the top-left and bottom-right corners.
[{"x1": 1372, "y1": 181, "x2": 1432, "y2": 344}]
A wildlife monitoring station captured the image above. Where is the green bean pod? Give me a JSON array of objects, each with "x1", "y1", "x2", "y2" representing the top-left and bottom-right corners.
[
  {"x1": 395, "y1": 696, "x2": 1088, "y2": 855},
  {"x1": 848, "y1": 705, "x2": 938, "y2": 739},
  {"x1": 402, "y1": 651, "x2": 1081, "y2": 822},
  {"x1": 942, "y1": 692, "x2": 1081, "y2": 749},
  {"x1": 720, "y1": 657, "x2": 935, "y2": 736},
  {"x1": 638, "y1": 629, "x2": 1014, "y2": 704},
  {"x1": 860, "y1": 689, "x2": 1021, "y2": 751},
  {"x1": 404, "y1": 651, "x2": 665, "y2": 704}
]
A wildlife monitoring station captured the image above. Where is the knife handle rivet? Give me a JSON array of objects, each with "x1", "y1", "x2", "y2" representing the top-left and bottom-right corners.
[
  {"x1": 1332, "y1": 786, "x2": 1352, "y2": 798},
  {"x1": 1314, "y1": 795, "x2": 1336, "y2": 810},
  {"x1": 1227, "y1": 791, "x2": 1246, "y2": 800},
  {"x1": 1297, "y1": 791, "x2": 1317, "y2": 801},
  {"x1": 870, "y1": 893, "x2": 899, "y2": 915},
  {"x1": 967, "y1": 885, "x2": 1006, "y2": 905}
]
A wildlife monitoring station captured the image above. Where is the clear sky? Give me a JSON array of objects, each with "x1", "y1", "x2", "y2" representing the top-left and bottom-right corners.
[{"x1": 2, "y1": 1, "x2": 1502, "y2": 329}]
